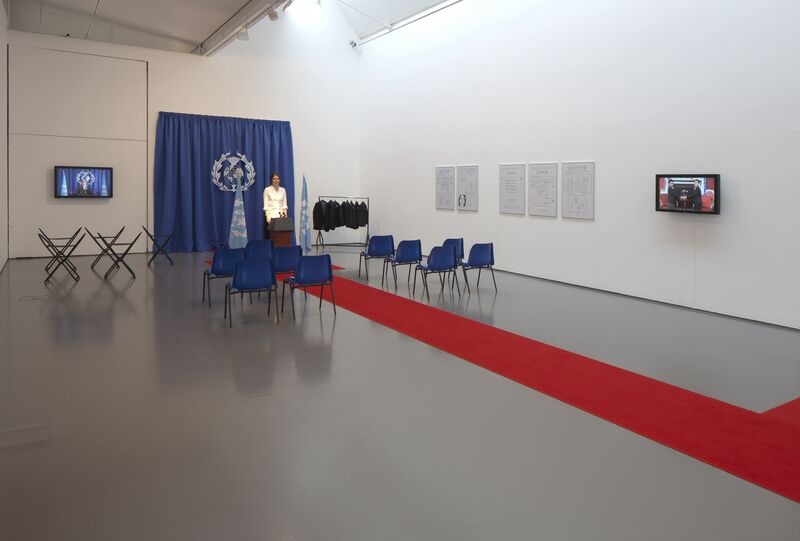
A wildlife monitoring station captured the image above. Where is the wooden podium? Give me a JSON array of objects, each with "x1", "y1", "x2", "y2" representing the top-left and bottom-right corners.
[{"x1": 268, "y1": 217, "x2": 294, "y2": 248}]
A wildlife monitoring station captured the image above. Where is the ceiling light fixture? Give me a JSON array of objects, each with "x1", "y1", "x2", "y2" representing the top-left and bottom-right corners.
[
  {"x1": 351, "y1": 0, "x2": 464, "y2": 47},
  {"x1": 193, "y1": 0, "x2": 295, "y2": 56}
]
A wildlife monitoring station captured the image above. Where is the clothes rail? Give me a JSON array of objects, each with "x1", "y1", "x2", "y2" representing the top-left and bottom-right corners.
[{"x1": 314, "y1": 196, "x2": 370, "y2": 251}]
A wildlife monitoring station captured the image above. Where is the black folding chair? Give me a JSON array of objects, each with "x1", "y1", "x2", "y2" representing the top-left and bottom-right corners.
[
  {"x1": 39, "y1": 228, "x2": 80, "y2": 273},
  {"x1": 38, "y1": 228, "x2": 85, "y2": 283},
  {"x1": 85, "y1": 227, "x2": 125, "y2": 270},
  {"x1": 98, "y1": 232, "x2": 142, "y2": 280},
  {"x1": 142, "y1": 226, "x2": 174, "y2": 266}
]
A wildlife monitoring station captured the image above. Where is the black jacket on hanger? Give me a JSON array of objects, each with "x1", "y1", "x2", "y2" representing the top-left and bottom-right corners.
[
  {"x1": 312, "y1": 201, "x2": 326, "y2": 231},
  {"x1": 357, "y1": 202, "x2": 368, "y2": 227}
]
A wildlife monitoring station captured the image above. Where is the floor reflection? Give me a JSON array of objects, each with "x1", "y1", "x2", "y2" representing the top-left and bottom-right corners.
[{"x1": 294, "y1": 306, "x2": 335, "y2": 385}]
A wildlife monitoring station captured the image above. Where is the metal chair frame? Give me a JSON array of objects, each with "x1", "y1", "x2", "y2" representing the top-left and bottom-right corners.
[
  {"x1": 97, "y1": 232, "x2": 142, "y2": 280},
  {"x1": 142, "y1": 226, "x2": 174, "y2": 266},
  {"x1": 38, "y1": 228, "x2": 85, "y2": 283},
  {"x1": 84, "y1": 227, "x2": 125, "y2": 271},
  {"x1": 413, "y1": 250, "x2": 460, "y2": 300},
  {"x1": 224, "y1": 281, "x2": 279, "y2": 328},
  {"x1": 282, "y1": 257, "x2": 337, "y2": 320}
]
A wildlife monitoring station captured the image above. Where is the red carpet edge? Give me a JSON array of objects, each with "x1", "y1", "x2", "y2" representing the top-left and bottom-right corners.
[{"x1": 299, "y1": 274, "x2": 800, "y2": 503}]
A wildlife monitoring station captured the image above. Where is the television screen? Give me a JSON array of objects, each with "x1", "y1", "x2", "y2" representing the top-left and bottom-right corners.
[
  {"x1": 655, "y1": 174, "x2": 719, "y2": 214},
  {"x1": 54, "y1": 166, "x2": 113, "y2": 198}
]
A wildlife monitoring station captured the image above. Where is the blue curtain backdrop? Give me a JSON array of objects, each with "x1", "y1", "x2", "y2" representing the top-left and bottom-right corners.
[{"x1": 154, "y1": 112, "x2": 295, "y2": 252}]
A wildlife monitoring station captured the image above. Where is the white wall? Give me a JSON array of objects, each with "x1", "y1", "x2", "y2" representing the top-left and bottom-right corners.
[
  {"x1": 9, "y1": 47, "x2": 147, "y2": 257},
  {"x1": 0, "y1": 5, "x2": 8, "y2": 273},
  {"x1": 357, "y1": 0, "x2": 800, "y2": 329},
  {"x1": 7, "y1": 0, "x2": 361, "y2": 258}
]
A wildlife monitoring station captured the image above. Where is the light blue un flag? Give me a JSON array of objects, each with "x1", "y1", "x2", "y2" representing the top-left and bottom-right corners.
[
  {"x1": 227, "y1": 178, "x2": 248, "y2": 249},
  {"x1": 300, "y1": 175, "x2": 312, "y2": 254}
]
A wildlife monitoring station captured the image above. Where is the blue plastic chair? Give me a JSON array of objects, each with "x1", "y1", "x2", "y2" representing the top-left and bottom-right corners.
[
  {"x1": 384, "y1": 239, "x2": 422, "y2": 288},
  {"x1": 461, "y1": 243, "x2": 497, "y2": 293},
  {"x1": 442, "y1": 238, "x2": 464, "y2": 264},
  {"x1": 414, "y1": 245, "x2": 460, "y2": 300},
  {"x1": 283, "y1": 254, "x2": 336, "y2": 320},
  {"x1": 245, "y1": 239, "x2": 273, "y2": 260},
  {"x1": 224, "y1": 259, "x2": 279, "y2": 327},
  {"x1": 272, "y1": 245, "x2": 302, "y2": 274},
  {"x1": 272, "y1": 245, "x2": 302, "y2": 302},
  {"x1": 358, "y1": 235, "x2": 394, "y2": 284},
  {"x1": 202, "y1": 247, "x2": 245, "y2": 307}
]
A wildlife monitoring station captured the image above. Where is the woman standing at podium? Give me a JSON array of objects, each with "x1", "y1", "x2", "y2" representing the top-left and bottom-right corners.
[{"x1": 264, "y1": 173, "x2": 288, "y2": 224}]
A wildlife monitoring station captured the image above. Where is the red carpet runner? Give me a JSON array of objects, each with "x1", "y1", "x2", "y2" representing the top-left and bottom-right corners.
[{"x1": 301, "y1": 274, "x2": 800, "y2": 502}]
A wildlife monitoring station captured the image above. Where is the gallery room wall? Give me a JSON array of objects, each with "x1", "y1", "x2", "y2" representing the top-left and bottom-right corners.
[
  {"x1": 357, "y1": 0, "x2": 800, "y2": 329},
  {"x1": 0, "y1": 6, "x2": 9, "y2": 272},
  {"x1": 7, "y1": 0, "x2": 360, "y2": 258},
  {"x1": 9, "y1": 46, "x2": 147, "y2": 258}
]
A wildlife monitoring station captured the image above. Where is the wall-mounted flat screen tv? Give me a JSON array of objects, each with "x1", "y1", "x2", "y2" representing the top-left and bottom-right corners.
[
  {"x1": 54, "y1": 166, "x2": 113, "y2": 198},
  {"x1": 655, "y1": 174, "x2": 719, "y2": 214}
]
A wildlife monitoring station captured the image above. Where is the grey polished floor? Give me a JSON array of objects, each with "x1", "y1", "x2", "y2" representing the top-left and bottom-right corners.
[{"x1": 0, "y1": 252, "x2": 798, "y2": 541}]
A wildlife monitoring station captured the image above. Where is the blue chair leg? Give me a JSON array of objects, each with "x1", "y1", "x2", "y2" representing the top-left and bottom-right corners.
[
  {"x1": 224, "y1": 284, "x2": 228, "y2": 320},
  {"x1": 477, "y1": 268, "x2": 482, "y2": 288},
  {"x1": 329, "y1": 282, "x2": 336, "y2": 315},
  {"x1": 490, "y1": 266, "x2": 497, "y2": 291},
  {"x1": 462, "y1": 266, "x2": 470, "y2": 294},
  {"x1": 423, "y1": 272, "x2": 430, "y2": 300},
  {"x1": 202, "y1": 272, "x2": 207, "y2": 301},
  {"x1": 358, "y1": 254, "x2": 363, "y2": 277}
]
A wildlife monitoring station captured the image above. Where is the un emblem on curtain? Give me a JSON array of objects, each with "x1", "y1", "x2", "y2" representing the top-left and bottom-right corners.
[{"x1": 212, "y1": 152, "x2": 257, "y2": 249}]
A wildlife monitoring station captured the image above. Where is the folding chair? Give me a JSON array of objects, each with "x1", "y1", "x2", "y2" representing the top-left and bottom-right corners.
[
  {"x1": 98, "y1": 231, "x2": 142, "y2": 279},
  {"x1": 142, "y1": 226, "x2": 174, "y2": 266},
  {"x1": 39, "y1": 228, "x2": 80, "y2": 273},
  {"x1": 84, "y1": 227, "x2": 125, "y2": 270},
  {"x1": 38, "y1": 228, "x2": 85, "y2": 283}
]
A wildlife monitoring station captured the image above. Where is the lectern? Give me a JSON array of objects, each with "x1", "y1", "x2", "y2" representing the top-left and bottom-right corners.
[{"x1": 268, "y1": 217, "x2": 294, "y2": 248}]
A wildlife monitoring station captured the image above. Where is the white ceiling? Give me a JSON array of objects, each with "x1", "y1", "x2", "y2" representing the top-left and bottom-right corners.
[
  {"x1": 44, "y1": 0, "x2": 249, "y2": 44},
  {"x1": 7, "y1": 0, "x2": 457, "y2": 52}
]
